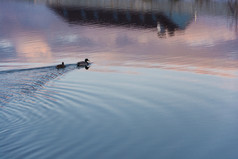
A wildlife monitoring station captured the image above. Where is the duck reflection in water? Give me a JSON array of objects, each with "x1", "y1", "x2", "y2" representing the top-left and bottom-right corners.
[
  {"x1": 84, "y1": 66, "x2": 90, "y2": 70},
  {"x1": 77, "y1": 59, "x2": 91, "y2": 70}
]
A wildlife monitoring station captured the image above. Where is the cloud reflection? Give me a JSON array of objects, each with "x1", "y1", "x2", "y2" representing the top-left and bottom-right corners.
[
  {"x1": 171, "y1": 16, "x2": 237, "y2": 47},
  {"x1": 0, "y1": 0, "x2": 238, "y2": 77},
  {"x1": 14, "y1": 34, "x2": 52, "y2": 62}
]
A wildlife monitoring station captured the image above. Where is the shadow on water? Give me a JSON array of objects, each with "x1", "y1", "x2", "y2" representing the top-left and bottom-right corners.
[{"x1": 0, "y1": 64, "x2": 90, "y2": 106}]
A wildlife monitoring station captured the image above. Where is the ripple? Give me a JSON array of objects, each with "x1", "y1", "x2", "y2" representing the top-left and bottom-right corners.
[
  {"x1": 0, "y1": 64, "x2": 86, "y2": 106},
  {"x1": 1, "y1": 0, "x2": 238, "y2": 158},
  {"x1": 1, "y1": 66, "x2": 238, "y2": 159}
]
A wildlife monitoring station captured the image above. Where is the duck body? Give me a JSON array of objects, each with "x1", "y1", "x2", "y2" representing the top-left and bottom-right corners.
[
  {"x1": 77, "y1": 58, "x2": 90, "y2": 67},
  {"x1": 56, "y1": 62, "x2": 66, "y2": 69}
]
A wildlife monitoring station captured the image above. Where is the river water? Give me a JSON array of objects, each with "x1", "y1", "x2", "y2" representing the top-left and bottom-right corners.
[{"x1": 1, "y1": 0, "x2": 238, "y2": 159}]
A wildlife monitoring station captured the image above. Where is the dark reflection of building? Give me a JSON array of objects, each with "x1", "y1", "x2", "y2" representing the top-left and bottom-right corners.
[
  {"x1": 227, "y1": 0, "x2": 238, "y2": 33},
  {"x1": 47, "y1": 0, "x2": 194, "y2": 37}
]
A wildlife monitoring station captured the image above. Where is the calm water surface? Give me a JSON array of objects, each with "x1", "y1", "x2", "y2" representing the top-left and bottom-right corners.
[{"x1": 1, "y1": 0, "x2": 238, "y2": 158}]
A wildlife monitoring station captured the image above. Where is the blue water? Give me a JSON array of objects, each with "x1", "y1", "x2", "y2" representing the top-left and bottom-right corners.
[{"x1": 1, "y1": 0, "x2": 238, "y2": 158}]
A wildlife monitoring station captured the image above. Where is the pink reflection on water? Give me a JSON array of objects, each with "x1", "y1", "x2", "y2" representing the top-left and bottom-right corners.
[
  {"x1": 1, "y1": 0, "x2": 238, "y2": 77},
  {"x1": 14, "y1": 33, "x2": 53, "y2": 63}
]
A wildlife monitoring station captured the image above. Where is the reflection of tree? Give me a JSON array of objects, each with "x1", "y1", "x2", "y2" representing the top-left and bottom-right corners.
[
  {"x1": 195, "y1": 0, "x2": 212, "y2": 6},
  {"x1": 48, "y1": 0, "x2": 194, "y2": 37},
  {"x1": 228, "y1": 0, "x2": 238, "y2": 33},
  {"x1": 157, "y1": 22, "x2": 176, "y2": 38}
]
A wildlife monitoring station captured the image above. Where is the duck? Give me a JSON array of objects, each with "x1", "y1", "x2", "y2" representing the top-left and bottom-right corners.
[
  {"x1": 77, "y1": 58, "x2": 90, "y2": 67},
  {"x1": 56, "y1": 62, "x2": 66, "y2": 69}
]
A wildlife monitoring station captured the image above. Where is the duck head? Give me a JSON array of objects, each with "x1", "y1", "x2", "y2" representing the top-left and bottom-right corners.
[{"x1": 84, "y1": 59, "x2": 90, "y2": 64}]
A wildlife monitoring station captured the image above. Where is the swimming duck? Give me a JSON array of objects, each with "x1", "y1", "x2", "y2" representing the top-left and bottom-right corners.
[
  {"x1": 77, "y1": 58, "x2": 90, "y2": 67},
  {"x1": 56, "y1": 62, "x2": 66, "y2": 69}
]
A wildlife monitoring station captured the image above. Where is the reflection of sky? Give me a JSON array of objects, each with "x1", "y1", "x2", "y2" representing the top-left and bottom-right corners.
[
  {"x1": 171, "y1": 16, "x2": 237, "y2": 46},
  {"x1": 0, "y1": 0, "x2": 238, "y2": 77}
]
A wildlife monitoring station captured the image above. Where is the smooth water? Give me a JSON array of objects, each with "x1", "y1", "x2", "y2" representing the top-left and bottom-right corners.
[{"x1": 1, "y1": 0, "x2": 238, "y2": 159}]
